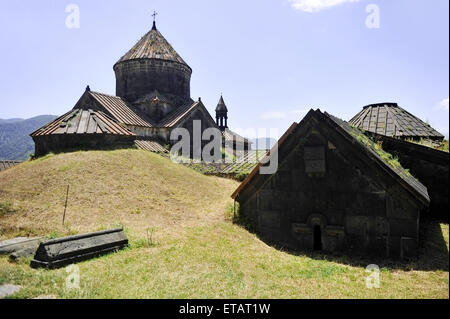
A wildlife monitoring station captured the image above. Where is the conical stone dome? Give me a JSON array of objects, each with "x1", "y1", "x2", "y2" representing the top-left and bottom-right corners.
[{"x1": 114, "y1": 22, "x2": 192, "y2": 105}]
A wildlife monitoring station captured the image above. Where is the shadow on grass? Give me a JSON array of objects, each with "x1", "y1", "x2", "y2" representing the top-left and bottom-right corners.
[{"x1": 234, "y1": 216, "x2": 449, "y2": 272}]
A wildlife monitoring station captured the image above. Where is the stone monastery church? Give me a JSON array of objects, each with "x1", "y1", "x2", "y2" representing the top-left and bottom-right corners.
[
  {"x1": 27, "y1": 17, "x2": 448, "y2": 259},
  {"x1": 31, "y1": 20, "x2": 250, "y2": 156}
]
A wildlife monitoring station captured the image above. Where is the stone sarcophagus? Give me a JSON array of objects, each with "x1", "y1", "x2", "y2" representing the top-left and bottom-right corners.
[{"x1": 30, "y1": 228, "x2": 128, "y2": 269}]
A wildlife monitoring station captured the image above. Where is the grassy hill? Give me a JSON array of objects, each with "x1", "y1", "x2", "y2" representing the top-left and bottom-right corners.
[
  {"x1": 0, "y1": 115, "x2": 57, "y2": 161},
  {"x1": 0, "y1": 149, "x2": 448, "y2": 299}
]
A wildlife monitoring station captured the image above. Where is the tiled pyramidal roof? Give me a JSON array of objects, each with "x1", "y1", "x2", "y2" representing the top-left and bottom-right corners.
[
  {"x1": 115, "y1": 23, "x2": 190, "y2": 67},
  {"x1": 349, "y1": 103, "x2": 444, "y2": 139},
  {"x1": 88, "y1": 91, "x2": 155, "y2": 128},
  {"x1": 31, "y1": 109, "x2": 136, "y2": 137}
]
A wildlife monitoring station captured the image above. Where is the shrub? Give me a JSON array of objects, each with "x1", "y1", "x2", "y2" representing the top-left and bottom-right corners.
[{"x1": 0, "y1": 202, "x2": 14, "y2": 216}]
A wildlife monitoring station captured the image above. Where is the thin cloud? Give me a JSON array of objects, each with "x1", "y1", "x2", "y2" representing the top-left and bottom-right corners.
[
  {"x1": 290, "y1": 0, "x2": 360, "y2": 12},
  {"x1": 438, "y1": 97, "x2": 449, "y2": 111},
  {"x1": 260, "y1": 109, "x2": 308, "y2": 120}
]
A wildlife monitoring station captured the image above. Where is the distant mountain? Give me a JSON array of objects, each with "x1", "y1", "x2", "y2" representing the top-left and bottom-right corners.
[
  {"x1": 0, "y1": 115, "x2": 58, "y2": 161},
  {"x1": 251, "y1": 137, "x2": 277, "y2": 150},
  {"x1": 0, "y1": 118, "x2": 24, "y2": 124}
]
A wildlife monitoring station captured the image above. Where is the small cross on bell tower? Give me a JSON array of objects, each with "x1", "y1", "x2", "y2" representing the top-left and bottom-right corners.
[{"x1": 152, "y1": 11, "x2": 158, "y2": 30}]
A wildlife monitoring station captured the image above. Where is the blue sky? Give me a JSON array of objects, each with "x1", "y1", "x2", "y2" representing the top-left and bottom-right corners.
[{"x1": 0, "y1": 0, "x2": 448, "y2": 138}]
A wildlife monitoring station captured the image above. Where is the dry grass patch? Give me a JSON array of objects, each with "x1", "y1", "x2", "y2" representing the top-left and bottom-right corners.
[
  {"x1": 0, "y1": 222, "x2": 447, "y2": 299},
  {"x1": 0, "y1": 149, "x2": 238, "y2": 240}
]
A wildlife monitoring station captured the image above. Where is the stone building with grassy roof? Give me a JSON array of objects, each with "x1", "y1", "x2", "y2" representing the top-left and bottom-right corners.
[
  {"x1": 232, "y1": 109, "x2": 430, "y2": 259},
  {"x1": 350, "y1": 103, "x2": 448, "y2": 221}
]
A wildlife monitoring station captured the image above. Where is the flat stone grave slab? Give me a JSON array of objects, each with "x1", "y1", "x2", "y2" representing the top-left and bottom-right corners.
[{"x1": 31, "y1": 228, "x2": 128, "y2": 269}]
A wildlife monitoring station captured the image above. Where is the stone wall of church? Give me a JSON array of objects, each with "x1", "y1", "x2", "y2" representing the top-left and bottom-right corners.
[
  {"x1": 125, "y1": 125, "x2": 171, "y2": 141},
  {"x1": 134, "y1": 100, "x2": 174, "y2": 123},
  {"x1": 33, "y1": 134, "x2": 136, "y2": 156},
  {"x1": 114, "y1": 59, "x2": 191, "y2": 105}
]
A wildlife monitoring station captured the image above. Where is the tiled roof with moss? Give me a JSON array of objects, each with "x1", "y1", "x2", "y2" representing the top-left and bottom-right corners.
[{"x1": 324, "y1": 111, "x2": 429, "y2": 203}]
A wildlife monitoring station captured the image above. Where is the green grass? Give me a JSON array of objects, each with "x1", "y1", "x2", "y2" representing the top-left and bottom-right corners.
[
  {"x1": 349, "y1": 127, "x2": 411, "y2": 176},
  {"x1": 404, "y1": 138, "x2": 449, "y2": 153},
  {"x1": 0, "y1": 222, "x2": 447, "y2": 299},
  {"x1": 0, "y1": 149, "x2": 448, "y2": 299},
  {"x1": 441, "y1": 140, "x2": 449, "y2": 152},
  {"x1": 0, "y1": 202, "x2": 14, "y2": 216}
]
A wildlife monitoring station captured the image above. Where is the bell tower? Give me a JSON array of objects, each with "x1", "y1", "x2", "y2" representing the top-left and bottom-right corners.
[{"x1": 215, "y1": 95, "x2": 228, "y2": 130}]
